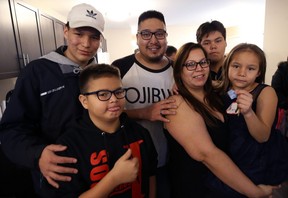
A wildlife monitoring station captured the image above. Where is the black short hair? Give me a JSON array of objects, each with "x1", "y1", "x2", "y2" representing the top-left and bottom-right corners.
[
  {"x1": 79, "y1": 64, "x2": 120, "y2": 94},
  {"x1": 166, "y1": 45, "x2": 177, "y2": 56},
  {"x1": 138, "y1": 10, "x2": 166, "y2": 26},
  {"x1": 196, "y1": 20, "x2": 226, "y2": 43}
]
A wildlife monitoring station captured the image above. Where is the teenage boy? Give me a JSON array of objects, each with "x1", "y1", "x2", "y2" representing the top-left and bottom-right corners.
[
  {"x1": 43, "y1": 64, "x2": 157, "y2": 197},
  {"x1": 196, "y1": 20, "x2": 227, "y2": 81},
  {"x1": 0, "y1": 3, "x2": 105, "y2": 196}
]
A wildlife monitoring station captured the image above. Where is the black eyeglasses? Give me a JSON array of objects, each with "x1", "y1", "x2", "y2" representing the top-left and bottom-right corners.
[
  {"x1": 183, "y1": 59, "x2": 210, "y2": 71},
  {"x1": 137, "y1": 30, "x2": 167, "y2": 40},
  {"x1": 82, "y1": 88, "x2": 126, "y2": 101}
]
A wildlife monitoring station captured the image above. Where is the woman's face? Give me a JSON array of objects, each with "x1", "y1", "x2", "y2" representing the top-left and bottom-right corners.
[{"x1": 181, "y1": 48, "x2": 210, "y2": 91}]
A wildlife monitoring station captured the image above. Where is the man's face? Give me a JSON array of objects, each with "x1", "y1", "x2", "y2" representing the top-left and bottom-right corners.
[
  {"x1": 200, "y1": 31, "x2": 227, "y2": 64},
  {"x1": 64, "y1": 26, "x2": 101, "y2": 67},
  {"x1": 136, "y1": 18, "x2": 168, "y2": 63}
]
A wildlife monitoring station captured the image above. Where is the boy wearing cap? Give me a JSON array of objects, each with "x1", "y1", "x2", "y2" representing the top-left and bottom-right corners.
[{"x1": 0, "y1": 3, "x2": 104, "y2": 196}]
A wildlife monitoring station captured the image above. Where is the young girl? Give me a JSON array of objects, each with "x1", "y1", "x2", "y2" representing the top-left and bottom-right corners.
[{"x1": 220, "y1": 43, "x2": 288, "y2": 194}]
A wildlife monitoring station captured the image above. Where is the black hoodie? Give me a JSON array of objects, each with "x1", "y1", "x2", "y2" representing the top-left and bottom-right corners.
[{"x1": 42, "y1": 112, "x2": 157, "y2": 198}]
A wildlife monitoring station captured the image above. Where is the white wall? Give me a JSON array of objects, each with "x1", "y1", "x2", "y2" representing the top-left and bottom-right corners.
[
  {"x1": 263, "y1": 0, "x2": 288, "y2": 84},
  {"x1": 104, "y1": 28, "x2": 135, "y2": 62}
]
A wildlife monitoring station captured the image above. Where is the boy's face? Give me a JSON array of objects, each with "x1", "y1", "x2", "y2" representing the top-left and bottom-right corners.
[
  {"x1": 200, "y1": 31, "x2": 227, "y2": 64},
  {"x1": 79, "y1": 76, "x2": 125, "y2": 125},
  {"x1": 64, "y1": 26, "x2": 101, "y2": 67}
]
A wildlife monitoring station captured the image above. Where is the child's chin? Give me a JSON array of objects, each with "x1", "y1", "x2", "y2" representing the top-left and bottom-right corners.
[{"x1": 109, "y1": 112, "x2": 121, "y2": 117}]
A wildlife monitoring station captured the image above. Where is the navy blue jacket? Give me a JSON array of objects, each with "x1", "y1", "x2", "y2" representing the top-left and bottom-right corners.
[{"x1": 0, "y1": 46, "x2": 95, "y2": 191}]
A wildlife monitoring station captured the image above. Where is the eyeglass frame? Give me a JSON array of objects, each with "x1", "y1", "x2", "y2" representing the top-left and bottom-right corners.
[
  {"x1": 137, "y1": 30, "x2": 167, "y2": 40},
  {"x1": 82, "y1": 88, "x2": 126, "y2": 101},
  {"x1": 182, "y1": 58, "x2": 210, "y2": 71}
]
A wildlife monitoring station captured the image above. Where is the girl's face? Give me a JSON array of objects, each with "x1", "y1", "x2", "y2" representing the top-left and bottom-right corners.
[
  {"x1": 228, "y1": 51, "x2": 260, "y2": 91},
  {"x1": 181, "y1": 48, "x2": 210, "y2": 91},
  {"x1": 79, "y1": 76, "x2": 125, "y2": 126}
]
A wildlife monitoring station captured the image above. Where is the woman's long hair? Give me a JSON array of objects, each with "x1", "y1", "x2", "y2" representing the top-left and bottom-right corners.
[{"x1": 173, "y1": 42, "x2": 224, "y2": 127}]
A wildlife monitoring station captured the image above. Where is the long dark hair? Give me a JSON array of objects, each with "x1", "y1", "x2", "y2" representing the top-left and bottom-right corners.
[
  {"x1": 174, "y1": 42, "x2": 224, "y2": 127},
  {"x1": 220, "y1": 43, "x2": 266, "y2": 93}
]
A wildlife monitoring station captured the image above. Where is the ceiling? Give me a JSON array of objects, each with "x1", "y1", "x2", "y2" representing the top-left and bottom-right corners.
[{"x1": 23, "y1": 0, "x2": 266, "y2": 30}]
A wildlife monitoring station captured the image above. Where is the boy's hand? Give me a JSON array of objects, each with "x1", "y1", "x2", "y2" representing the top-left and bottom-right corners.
[
  {"x1": 39, "y1": 144, "x2": 78, "y2": 188},
  {"x1": 110, "y1": 149, "x2": 139, "y2": 185}
]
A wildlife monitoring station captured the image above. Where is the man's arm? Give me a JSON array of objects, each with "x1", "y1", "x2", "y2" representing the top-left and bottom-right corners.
[
  {"x1": 0, "y1": 63, "x2": 77, "y2": 188},
  {"x1": 125, "y1": 98, "x2": 177, "y2": 123},
  {"x1": 0, "y1": 64, "x2": 46, "y2": 169}
]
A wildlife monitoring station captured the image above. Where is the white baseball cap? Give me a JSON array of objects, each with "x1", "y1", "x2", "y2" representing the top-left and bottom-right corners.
[{"x1": 67, "y1": 3, "x2": 105, "y2": 35}]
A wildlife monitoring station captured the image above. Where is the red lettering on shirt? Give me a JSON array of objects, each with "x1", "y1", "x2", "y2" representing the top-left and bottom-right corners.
[{"x1": 89, "y1": 140, "x2": 145, "y2": 197}]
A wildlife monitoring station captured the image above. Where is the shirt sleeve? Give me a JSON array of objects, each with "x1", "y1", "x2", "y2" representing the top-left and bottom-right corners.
[{"x1": 0, "y1": 61, "x2": 47, "y2": 169}]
